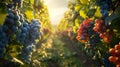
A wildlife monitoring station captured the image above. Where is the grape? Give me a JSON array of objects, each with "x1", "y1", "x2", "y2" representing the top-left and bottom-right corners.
[
  {"x1": 11, "y1": 26, "x2": 18, "y2": 33},
  {"x1": 115, "y1": 45, "x2": 120, "y2": 50},
  {"x1": 109, "y1": 48, "x2": 116, "y2": 55},
  {"x1": 23, "y1": 22, "x2": 28, "y2": 27},
  {"x1": 16, "y1": 19, "x2": 41, "y2": 63},
  {"x1": 4, "y1": 17, "x2": 14, "y2": 26},
  {"x1": 26, "y1": 45, "x2": 35, "y2": 52},
  {"x1": 109, "y1": 56, "x2": 118, "y2": 62},
  {"x1": 12, "y1": 0, "x2": 19, "y2": 3},
  {"x1": 33, "y1": 27, "x2": 39, "y2": 32},
  {"x1": 21, "y1": 44, "x2": 35, "y2": 63},
  {"x1": 109, "y1": 42, "x2": 120, "y2": 66},
  {"x1": 77, "y1": 18, "x2": 100, "y2": 47},
  {"x1": 0, "y1": 26, "x2": 8, "y2": 58},
  {"x1": 7, "y1": 13, "x2": 14, "y2": 19},
  {"x1": 2, "y1": 25, "x2": 8, "y2": 32},
  {"x1": 116, "y1": 64, "x2": 120, "y2": 67},
  {"x1": 100, "y1": 2, "x2": 109, "y2": 10},
  {"x1": 93, "y1": 19, "x2": 106, "y2": 33},
  {"x1": 98, "y1": 0, "x2": 112, "y2": 17},
  {"x1": 15, "y1": 21, "x2": 22, "y2": 27},
  {"x1": 12, "y1": 0, "x2": 24, "y2": 7},
  {"x1": 93, "y1": 19, "x2": 113, "y2": 43},
  {"x1": 21, "y1": 27, "x2": 28, "y2": 33},
  {"x1": 7, "y1": 4, "x2": 13, "y2": 8},
  {"x1": 0, "y1": 3, "x2": 42, "y2": 63},
  {"x1": 0, "y1": 47, "x2": 4, "y2": 53},
  {"x1": 14, "y1": 15, "x2": 20, "y2": 21},
  {"x1": 100, "y1": 9, "x2": 108, "y2": 17},
  {"x1": 89, "y1": 34, "x2": 100, "y2": 46}
]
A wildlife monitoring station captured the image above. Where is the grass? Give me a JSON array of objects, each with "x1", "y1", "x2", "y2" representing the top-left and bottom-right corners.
[{"x1": 36, "y1": 34, "x2": 82, "y2": 67}]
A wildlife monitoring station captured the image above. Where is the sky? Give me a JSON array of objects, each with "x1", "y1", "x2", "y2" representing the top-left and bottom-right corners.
[{"x1": 44, "y1": 0, "x2": 68, "y2": 25}]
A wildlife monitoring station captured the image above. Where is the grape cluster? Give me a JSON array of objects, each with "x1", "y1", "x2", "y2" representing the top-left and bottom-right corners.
[
  {"x1": 77, "y1": 19, "x2": 100, "y2": 46},
  {"x1": 109, "y1": 42, "x2": 120, "y2": 67},
  {"x1": 0, "y1": 4, "x2": 41, "y2": 63},
  {"x1": 77, "y1": 19, "x2": 91, "y2": 43},
  {"x1": 19, "y1": 20, "x2": 41, "y2": 63},
  {"x1": 12, "y1": 0, "x2": 24, "y2": 7},
  {"x1": 93, "y1": 19, "x2": 113, "y2": 43},
  {"x1": 21, "y1": 44, "x2": 35, "y2": 63},
  {"x1": 93, "y1": 19, "x2": 106, "y2": 33},
  {"x1": 97, "y1": 0, "x2": 112, "y2": 18},
  {"x1": 0, "y1": 8, "x2": 22, "y2": 58}
]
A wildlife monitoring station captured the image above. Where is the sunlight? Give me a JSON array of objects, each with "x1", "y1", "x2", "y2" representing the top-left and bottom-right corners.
[{"x1": 44, "y1": 0, "x2": 68, "y2": 25}]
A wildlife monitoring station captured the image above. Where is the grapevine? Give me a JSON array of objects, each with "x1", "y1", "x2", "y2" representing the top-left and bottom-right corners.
[
  {"x1": 0, "y1": 0, "x2": 42, "y2": 64},
  {"x1": 58, "y1": 0, "x2": 120, "y2": 66},
  {"x1": 0, "y1": 0, "x2": 120, "y2": 66}
]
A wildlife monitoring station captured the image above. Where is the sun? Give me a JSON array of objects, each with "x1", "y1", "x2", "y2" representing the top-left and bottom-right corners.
[{"x1": 44, "y1": 0, "x2": 68, "y2": 25}]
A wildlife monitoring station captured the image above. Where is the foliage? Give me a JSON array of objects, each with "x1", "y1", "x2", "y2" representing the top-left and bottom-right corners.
[
  {"x1": 0, "y1": 0, "x2": 52, "y2": 66},
  {"x1": 58, "y1": 0, "x2": 120, "y2": 66}
]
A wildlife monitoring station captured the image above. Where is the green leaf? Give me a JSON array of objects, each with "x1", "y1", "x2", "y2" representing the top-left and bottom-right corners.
[
  {"x1": 115, "y1": 6, "x2": 120, "y2": 16},
  {"x1": 80, "y1": 0, "x2": 89, "y2": 5},
  {"x1": 75, "y1": 18, "x2": 80, "y2": 27},
  {"x1": 74, "y1": 4, "x2": 82, "y2": 12},
  {"x1": 94, "y1": 7, "x2": 102, "y2": 17},
  {"x1": 79, "y1": 9, "x2": 87, "y2": 18},
  {"x1": 87, "y1": 9, "x2": 96, "y2": 18},
  {"x1": 105, "y1": 13, "x2": 119, "y2": 26},
  {"x1": 105, "y1": 13, "x2": 120, "y2": 33}
]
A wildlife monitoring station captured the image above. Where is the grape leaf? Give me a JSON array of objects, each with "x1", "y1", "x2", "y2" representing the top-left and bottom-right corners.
[
  {"x1": 79, "y1": 9, "x2": 87, "y2": 18},
  {"x1": 94, "y1": 7, "x2": 102, "y2": 18},
  {"x1": 80, "y1": 0, "x2": 89, "y2": 5},
  {"x1": 0, "y1": 12, "x2": 7, "y2": 25},
  {"x1": 114, "y1": 6, "x2": 120, "y2": 15},
  {"x1": 25, "y1": 10, "x2": 34, "y2": 20},
  {"x1": 74, "y1": 4, "x2": 82, "y2": 12},
  {"x1": 75, "y1": 19, "x2": 80, "y2": 28},
  {"x1": 87, "y1": 9, "x2": 96, "y2": 18},
  {"x1": 105, "y1": 13, "x2": 119, "y2": 26}
]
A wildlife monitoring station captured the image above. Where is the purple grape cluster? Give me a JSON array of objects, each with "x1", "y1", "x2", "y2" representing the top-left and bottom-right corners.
[
  {"x1": 0, "y1": 5, "x2": 41, "y2": 63},
  {"x1": 85, "y1": 22, "x2": 100, "y2": 47},
  {"x1": 21, "y1": 43, "x2": 35, "y2": 63},
  {"x1": 12, "y1": 0, "x2": 24, "y2": 7},
  {"x1": 18, "y1": 20, "x2": 41, "y2": 63},
  {"x1": 97, "y1": 0, "x2": 112, "y2": 18},
  {"x1": 89, "y1": 33, "x2": 100, "y2": 47}
]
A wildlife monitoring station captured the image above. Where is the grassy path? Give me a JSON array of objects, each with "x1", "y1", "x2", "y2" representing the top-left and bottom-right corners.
[
  {"x1": 37, "y1": 33, "x2": 96, "y2": 67},
  {"x1": 37, "y1": 34, "x2": 82, "y2": 67}
]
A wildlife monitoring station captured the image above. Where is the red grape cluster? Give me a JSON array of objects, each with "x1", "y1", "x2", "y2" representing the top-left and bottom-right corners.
[
  {"x1": 93, "y1": 19, "x2": 106, "y2": 33},
  {"x1": 77, "y1": 19, "x2": 93, "y2": 43},
  {"x1": 109, "y1": 42, "x2": 120, "y2": 67},
  {"x1": 93, "y1": 19, "x2": 114, "y2": 43}
]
